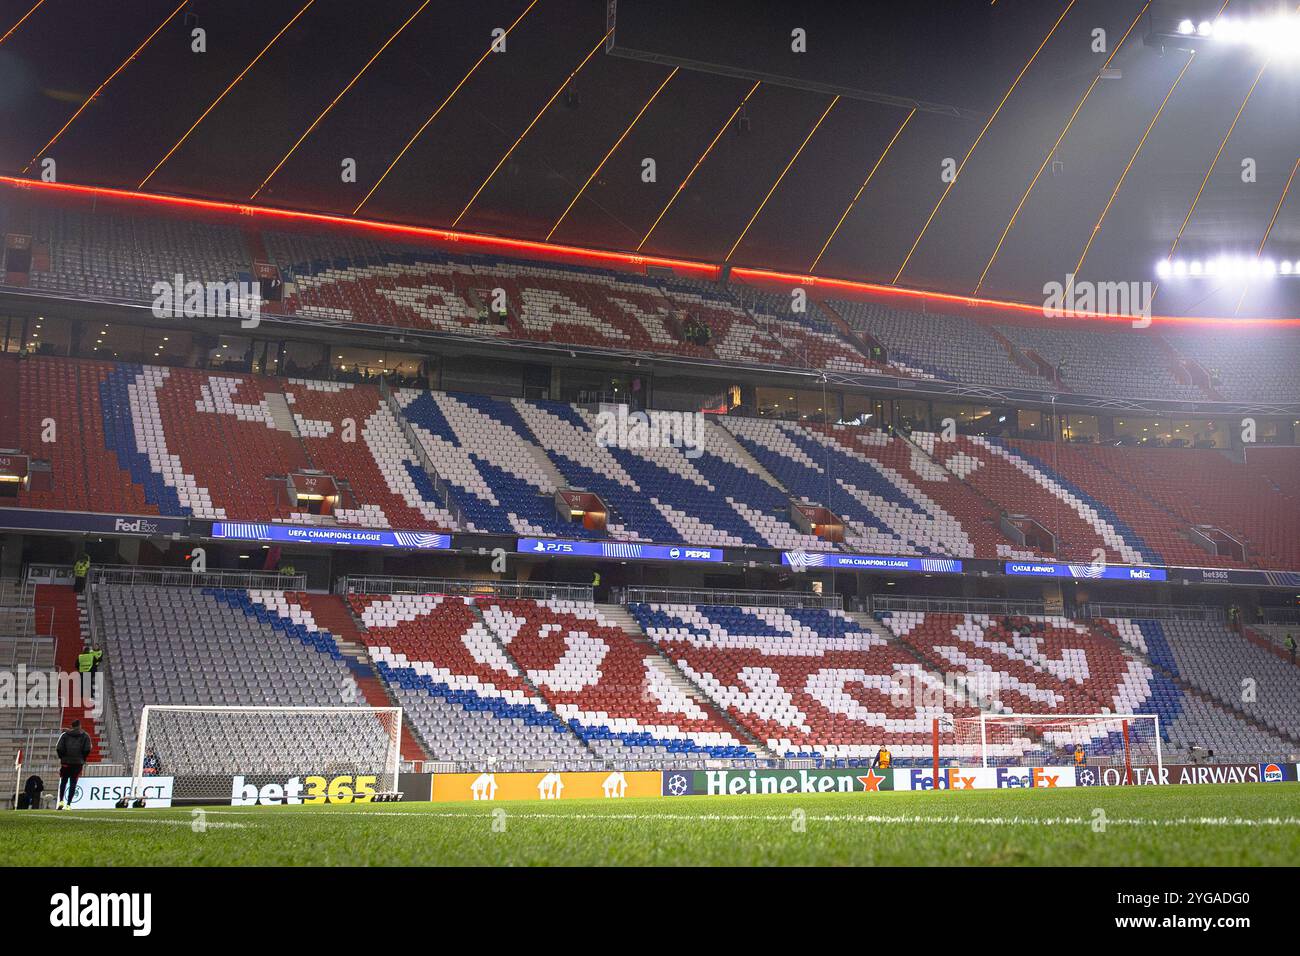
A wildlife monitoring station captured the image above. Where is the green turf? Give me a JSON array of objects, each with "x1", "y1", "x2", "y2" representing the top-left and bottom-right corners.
[{"x1": 3, "y1": 783, "x2": 1297, "y2": 866}]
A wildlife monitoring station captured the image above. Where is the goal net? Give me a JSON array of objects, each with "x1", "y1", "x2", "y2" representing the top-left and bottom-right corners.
[
  {"x1": 952, "y1": 713, "x2": 1161, "y2": 777},
  {"x1": 131, "y1": 705, "x2": 402, "y2": 805}
]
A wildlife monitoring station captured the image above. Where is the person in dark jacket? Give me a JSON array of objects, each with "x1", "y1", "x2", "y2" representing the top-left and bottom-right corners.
[
  {"x1": 55, "y1": 720, "x2": 92, "y2": 810},
  {"x1": 20, "y1": 774, "x2": 44, "y2": 810}
]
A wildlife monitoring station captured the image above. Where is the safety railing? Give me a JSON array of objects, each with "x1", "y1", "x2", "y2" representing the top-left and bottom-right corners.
[
  {"x1": 337, "y1": 575, "x2": 593, "y2": 603},
  {"x1": 1079, "y1": 603, "x2": 1225, "y2": 623},
  {"x1": 622, "y1": 587, "x2": 842, "y2": 609},
  {"x1": 377, "y1": 376, "x2": 463, "y2": 529},
  {"x1": 88, "y1": 565, "x2": 307, "y2": 591},
  {"x1": 869, "y1": 595, "x2": 1045, "y2": 616}
]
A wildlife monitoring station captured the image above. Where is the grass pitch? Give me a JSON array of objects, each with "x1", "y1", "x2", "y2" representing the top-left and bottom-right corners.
[{"x1": 3, "y1": 783, "x2": 1297, "y2": 866}]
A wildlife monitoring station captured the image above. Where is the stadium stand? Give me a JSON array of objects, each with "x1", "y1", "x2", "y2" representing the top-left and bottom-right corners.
[
  {"x1": 478, "y1": 598, "x2": 754, "y2": 759},
  {"x1": 348, "y1": 592, "x2": 592, "y2": 765},
  {"x1": 5, "y1": 194, "x2": 1296, "y2": 404},
  {"x1": 824, "y1": 298, "x2": 1044, "y2": 388},
  {"x1": 629, "y1": 602, "x2": 978, "y2": 761},
  {"x1": 92, "y1": 585, "x2": 359, "y2": 763},
  {"x1": 995, "y1": 325, "x2": 1205, "y2": 401}
]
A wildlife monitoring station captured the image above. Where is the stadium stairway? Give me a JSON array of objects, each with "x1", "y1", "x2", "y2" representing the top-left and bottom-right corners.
[
  {"x1": 597, "y1": 603, "x2": 776, "y2": 758},
  {"x1": 468, "y1": 600, "x2": 601, "y2": 760},
  {"x1": 35, "y1": 584, "x2": 103, "y2": 762},
  {"x1": 294, "y1": 593, "x2": 432, "y2": 763}
]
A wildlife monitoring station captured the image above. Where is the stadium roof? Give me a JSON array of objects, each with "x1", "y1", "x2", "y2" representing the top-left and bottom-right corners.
[{"x1": 0, "y1": 0, "x2": 1297, "y2": 317}]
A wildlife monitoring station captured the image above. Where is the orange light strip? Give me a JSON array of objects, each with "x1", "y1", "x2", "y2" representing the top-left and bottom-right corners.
[
  {"x1": 1235, "y1": 155, "x2": 1300, "y2": 315},
  {"x1": 1, "y1": 175, "x2": 1294, "y2": 327},
  {"x1": 726, "y1": 95, "x2": 839, "y2": 263},
  {"x1": 354, "y1": 0, "x2": 541, "y2": 215},
  {"x1": 1256, "y1": 156, "x2": 1299, "y2": 256},
  {"x1": 1073, "y1": 53, "x2": 1196, "y2": 281},
  {"x1": 547, "y1": 67, "x2": 678, "y2": 241},
  {"x1": 140, "y1": 0, "x2": 318, "y2": 190},
  {"x1": 1164, "y1": 61, "x2": 1268, "y2": 267},
  {"x1": 637, "y1": 81, "x2": 761, "y2": 251},
  {"x1": 453, "y1": 32, "x2": 609, "y2": 228},
  {"x1": 810, "y1": 108, "x2": 914, "y2": 274},
  {"x1": 21, "y1": 0, "x2": 189, "y2": 174},
  {"x1": 0, "y1": 0, "x2": 45, "y2": 47},
  {"x1": 251, "y1": 0, "x2": 432, "y2": 200},
  {"x1": 893, "y1": 0, "x2": 1077, "y2": 285},
  {"x1": 974, "y1": 2, "x2": 1149, "y2": 295}
]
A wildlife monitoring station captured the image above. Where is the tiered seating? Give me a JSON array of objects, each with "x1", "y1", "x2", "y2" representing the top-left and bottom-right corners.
[
  {"x1": 133, "y1": 366, "x2": 313, "y2": 520},
  {"x1": 284, "y1": 379, "x2": 456, "y2": 530},
  {"x1": 811, "y1": 424, "x2": 1034, "y2": 559},
  {"x1": 349, "y1": 593, "x2": 588, "y2": 764},
  {"x1": 511, "y1": 398, "x2": 825, "y2": 548},
  {"x1": 479, "y1": 598, "x2": 752, "y2": 759},
  {"x1": 631, "y1": 603, "x2": 976, "y2": 760},
  {"x1": 827, "y1": 298, "x2": 1044, "y2": 388},
  {"x1": 721, "y1": 416, "x2": 977, "y2": 557},
  {"x1": 15, "y1": 356, "x2": 154, "y2": 515},
  {"x1": 28, "y1": 206, "x2": 250, "y2": 303},
  {"x1": 661, "y1": 279, "x2": 891, "y2": 376},
  {"x1": 916, "y1": 432, "x2": 1157, "y2": 564},
  {"x1": 95, "y1": 585, "x2": 356, "y2": 761},
  {"x1": 997, "y1": 325, "x2": 1204, "y2": 401},
  {"x1": 396, "y1": 389, "x2": 583, "y2": 537},
  {"x1": 1137, "y1": 618, "x2": 1300, "y2": 742},
  {"x1": 1163, "y1": 328, "x2": 1300, "y2": 402},
  {"x1": 1097, "y1": 618, "x2": 1297, "y2": 759},
  {"x1": 881, "y1": 612, "x2": 1151, "y2": 715},
  {"x1": 1061, "y1": 445, "x2": 1299, "y2": 570},
  {"x1": 881, "y1": 611, "x2": 1172, "y2": 764}
]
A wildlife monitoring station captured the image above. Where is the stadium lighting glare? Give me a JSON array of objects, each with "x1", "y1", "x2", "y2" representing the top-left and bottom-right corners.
[
  {"x1": 1197, "y1": 20, "x2": 1213, "y2": 36},
  {"x1": 1207, "y1": 14, "x2": 1300, "y2": 58},
  {"x1": 1160, "y1": 254, "x2": 1298, "y2": 280},
  {"x1": 1177, "y1": 18, "x2": 1195, "y2": 34}
]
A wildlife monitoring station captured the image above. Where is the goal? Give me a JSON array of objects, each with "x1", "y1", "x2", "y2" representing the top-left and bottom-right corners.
[
  {"x1": 950, "y1": 713, "x2": 1161, "y2": 779},
  {"x1": 131, "y1": 705, "x2": 403, "y2": 805}
]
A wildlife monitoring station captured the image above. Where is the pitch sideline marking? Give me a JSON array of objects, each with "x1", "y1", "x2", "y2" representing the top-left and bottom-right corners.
[
  {"x1": 220, "y1": 809, "x2": 1300, "y2": 828},
  {"x1": 16, "y1": 813, "x2": 252, "y2": 829}
]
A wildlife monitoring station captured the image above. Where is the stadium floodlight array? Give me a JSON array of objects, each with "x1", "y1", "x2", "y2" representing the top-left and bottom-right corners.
[
  {"x1": 1179, "y1": 13, "x2": 1300, "y2": 59},
  {"x1": 951, "y1": 713, "x2": 1162, "y2": 780},
  {"x1": 1155, "y1": 256, "x2": 1298, "y2": 280},
  {"x1": 130, "y1": 705, "x2": 403, "y2": 806}
]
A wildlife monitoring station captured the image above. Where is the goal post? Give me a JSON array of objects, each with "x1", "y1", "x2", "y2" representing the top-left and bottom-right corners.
[
  {"x1": 947, "y1": 713, "x2": 1162, "y2": 780},
  {"x1": 131, "y1": 705, "x2": 403, "y2": 806}
]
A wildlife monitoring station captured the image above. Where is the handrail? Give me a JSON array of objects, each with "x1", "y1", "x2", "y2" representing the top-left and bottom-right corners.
[
  {"x1": 624, "y1": 586, "x2": 842, "y2": 609},
  {"x1": 870, "y1": 594, "x2": 1046, "y2": 616},
  {"x1": 337, "y1": 575, "x2": 593, "y2": 603},
  {"x1": 1079, "y1": 603, "x2": 1225, "y2": 623},
  {"x1": 88, "y1": 565, "x2": 307, "y2": 591},
  {"x1": 377, "y1": 376, "x2": 463, "y2": 529}
]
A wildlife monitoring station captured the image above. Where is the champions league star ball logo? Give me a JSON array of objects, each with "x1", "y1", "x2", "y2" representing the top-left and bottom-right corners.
[
  {"x1": 1077, "y1": 768, "x2": 1097, "y2": 787},
  {"x1": 667, "y1": 774, "x2": 689, "y2": 796}
]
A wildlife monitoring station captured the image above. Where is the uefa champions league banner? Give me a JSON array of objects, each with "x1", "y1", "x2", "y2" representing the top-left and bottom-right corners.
[{"x1": 211, "y1": 522, "x2": 452, "y2": 550}]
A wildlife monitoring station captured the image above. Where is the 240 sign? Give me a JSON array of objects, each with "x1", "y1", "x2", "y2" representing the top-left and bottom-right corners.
[{"x1": 230, "y1": 774, "x2": 379, "y2": 805}]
